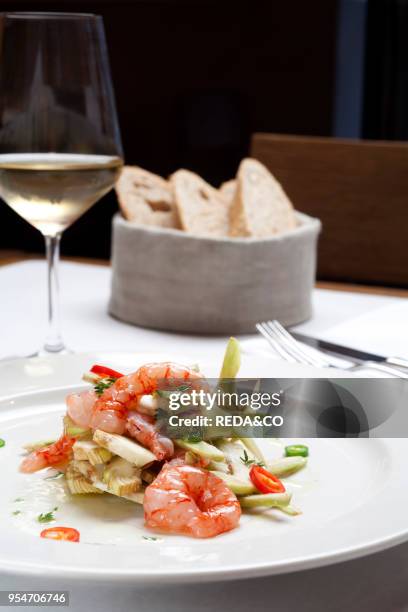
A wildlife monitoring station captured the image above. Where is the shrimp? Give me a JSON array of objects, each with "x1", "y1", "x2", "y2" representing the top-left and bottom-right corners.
[
  {"x1": 126, "y1": 411, "x2": 174, "y2": 460},
  {"x1": 144, "y1": 463, "x2": 241, "y2": 538},
  {"x1": 66, "y1": 389, "x2": 97, "y2": 429},
  {"x1": 90, "y1": 400, "x2": 127, "y2": 434},
  {"x1": 95, "y1": 362, "x2": 202, "y2": 411},
  {"x1": 92, "y1": 362, "x2": 203, "y2": 432},
  {"x1": 66, "y1": 389, "x2": 126, "y2": 435},
  {"x1": 66, "y1": 362, "x2": 202, "y2": 437},
  {"x1": 20, "y1": 435, "x2": 75, "y2": 474}
]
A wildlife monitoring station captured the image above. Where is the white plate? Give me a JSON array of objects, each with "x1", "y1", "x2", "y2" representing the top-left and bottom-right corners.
[{"x1": 0, "y1": 351, "x2": 406, "y2": 583}]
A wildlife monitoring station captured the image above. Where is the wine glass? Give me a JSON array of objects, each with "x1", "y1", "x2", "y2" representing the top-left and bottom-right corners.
[{"x1": 0, "y1": 12, "x2": 123, "y2": 355}]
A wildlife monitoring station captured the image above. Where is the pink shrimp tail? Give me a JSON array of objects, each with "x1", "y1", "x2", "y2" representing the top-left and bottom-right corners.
[{"x1": 20, "y1": 435, "x2": 75, "y2": 474}]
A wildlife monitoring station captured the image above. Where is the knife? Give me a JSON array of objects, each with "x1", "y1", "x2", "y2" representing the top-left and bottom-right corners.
[{"x1": 291, "y1": 332, "x2": 408, "y2": 370}]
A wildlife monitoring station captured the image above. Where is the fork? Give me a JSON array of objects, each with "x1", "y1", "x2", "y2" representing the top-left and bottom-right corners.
[{"x1": 256, "y1": 320, "x2": 408, "y2": 379}]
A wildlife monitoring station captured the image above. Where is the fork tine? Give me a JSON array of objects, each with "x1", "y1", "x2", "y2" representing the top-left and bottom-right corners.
[
  {"x1": 268, "y1": 320, "x2": 329, "y2": 368},
  {"x1": 264, "y1": 321, "x2": 316, "y2": 366},
  {"x1": 270, "y1": 319, "x2": 319, "y2": 356},
  {"x1": 265, "y1": 320, "x2": 328, "y2": 368},
  {"x1": 256, "y1": 322, "x2": 296, "y2": 362},
  {"x1": 270, "y1": 320, "x2": 333, "y2": 368},
  {"x1": 256, "y1": 323, "x2": 298, "y2": 363}
]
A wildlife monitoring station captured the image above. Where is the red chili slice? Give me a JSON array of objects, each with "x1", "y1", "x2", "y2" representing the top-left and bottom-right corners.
[
  {"x1": 249, "y1": 465, "x2": 286, "y2": 494},
  {"x1": 90, "y1": 364, "x2": 124, "y2": 379},
  {"x1": 40, "y1": 527, "x2": 80, "y2": 542}
]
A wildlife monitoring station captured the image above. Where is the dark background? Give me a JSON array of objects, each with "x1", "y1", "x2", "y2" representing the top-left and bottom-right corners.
[{"x1": 0, "y1": 0, "x2": 406, "y2": 260}]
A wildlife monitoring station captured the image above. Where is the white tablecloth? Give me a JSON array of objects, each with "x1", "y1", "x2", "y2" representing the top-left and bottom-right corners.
[
  {"x1": 1, "y1": 260, "x2": 407, "y2": 359},
  {"x1": 1, "y1": 260, "x2": 408, "y2": 612}
]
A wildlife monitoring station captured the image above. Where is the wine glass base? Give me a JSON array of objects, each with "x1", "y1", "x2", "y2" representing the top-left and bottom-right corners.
[
  {"x1": 41, "y1": 343, "x2": 70, "y2": 355},
  {"x1": 0, "y1": 346, "x2": 73, "y2": 362},
  {"x1": 38, "y1": 345, "x2": 73, "y2": 357}
]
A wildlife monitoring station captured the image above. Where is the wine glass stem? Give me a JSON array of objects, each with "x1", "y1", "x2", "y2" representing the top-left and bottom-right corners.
[{"x1": 44, "y1": 233, "x2": 65, "y2": 354}]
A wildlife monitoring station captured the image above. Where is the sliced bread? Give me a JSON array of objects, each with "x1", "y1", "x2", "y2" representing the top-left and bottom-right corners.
[
  {"x1": 171, "y1": 169, "x2": 231, "y2": 237},
  {"x1": 115, "y1": 166, "x2": 180, "y2": 229},
  {"x1": 219, "y1": 179, "x2": 237, "y2": 201},
  {"x1": 229, "y1": 158, "x2": 297, "y2": 238}
]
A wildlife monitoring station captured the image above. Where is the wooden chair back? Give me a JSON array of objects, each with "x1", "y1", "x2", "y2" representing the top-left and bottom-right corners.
[{"x1": 251, "y1": 133, "x2": 408, "y2": 286}]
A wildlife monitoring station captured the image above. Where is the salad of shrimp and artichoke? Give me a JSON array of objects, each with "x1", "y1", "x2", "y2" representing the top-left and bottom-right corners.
[{"x1": 19, "y1": 340, "x2": 308, "y2": 539}]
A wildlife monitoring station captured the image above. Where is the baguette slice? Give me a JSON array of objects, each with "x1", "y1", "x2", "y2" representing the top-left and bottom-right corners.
[
  {"x1": 219, "y1": 179, "x2": 237, "y2": 201},
  {"x1": 172, "y1": 169, "x2": 231, "y2": 237},
  {"x1": 229, "y1": 158, "x2": 297, "y2": 237},
  {"x1": 115, "y1": 166, "x2": 180, "y2": 229}
]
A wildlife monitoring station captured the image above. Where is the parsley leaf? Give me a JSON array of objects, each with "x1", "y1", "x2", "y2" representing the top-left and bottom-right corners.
[
  {"x1": 44, "y1": 471, "x2": 64, "y2": 481},
  {"x1": 37, "y1": 507, "x2": 58, "y2": 523},
  {"x1": 142, "y1": 536, "x2": 159, "y2": 541},
  {"x1": 240, "y1": 450, "x2": 264, "y2": 467},
  {"x1": 12, "y1": 510, "x2": 21, "y2": 516},
  {"x1": 94, "y1": 377, "x2": 117, "y2": 396},
  {"x1": 155, "y1": 384, "x2": 191, "y2": 399},
  {"x1": 184, "y1": 433, "x2": 202, "y2": 444},
  {"x1": 240, "y1": 450, "x2": 255, "y2": 466},
  {"x1": 37, "y1": 512, "x2": 54, "y2": 523}
]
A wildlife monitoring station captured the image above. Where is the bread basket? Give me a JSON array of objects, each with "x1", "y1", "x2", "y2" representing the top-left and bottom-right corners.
[{"x1": 109, "y1": 212, "x2": 321, "y2": 334}]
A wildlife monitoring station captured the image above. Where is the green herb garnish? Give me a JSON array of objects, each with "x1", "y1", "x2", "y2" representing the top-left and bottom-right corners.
[
  {"x1": 0, "y1": 438, "x2": 5, "y2": 448},
  {"x1": 14, "y1": 497, "x2": 24, "y2": 502},
  {"x1": 240, "y1": 450, "x2": 264, "y2": 467},
  {"x1": 37, "y1": 512, "x2": 55, "y2": 523},
  {"x1": 240, "y1": 450, "x2": 255, "y2": 466},
  {"x1": 44, "y1": 471, "x2": 64, "y2": 481},
  {"x1": 185, "y1": 433, "x2": 202, "y2": 444},
  {"x1": 12, "y1": 510, "x2": 21, "y2": 516},
  {"x1": 142, "y1": 536, "x2": 159, "y2": 541},
  {"x1": 175, "y1": 384, "x2": 191, "y2": 392},
  {"x1": 155, "y1": 384, "x2": 191, "y2": 399},
  {"x1": 37, "y1": 507, "x2": 58, "y2": 524},
  {"x1": 94, "y1": 377, "x2": 117, "y2": 396}
]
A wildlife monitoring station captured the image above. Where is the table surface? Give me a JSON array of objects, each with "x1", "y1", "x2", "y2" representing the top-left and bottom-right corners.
[
  {"x1": 2, "y1": 249, "x2": 408, "y2": 298},
  {"x1": 1, "y1": 253, "x2": 408, "y2": 612}
]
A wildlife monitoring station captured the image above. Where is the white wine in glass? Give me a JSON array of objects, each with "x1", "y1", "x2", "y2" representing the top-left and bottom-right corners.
[
  {"x1": 0, "y1": 154, "x2": 122, "y2": 235},
  {"x1": 0, "y1": 13, "x2": 123, "y2": 354}
]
